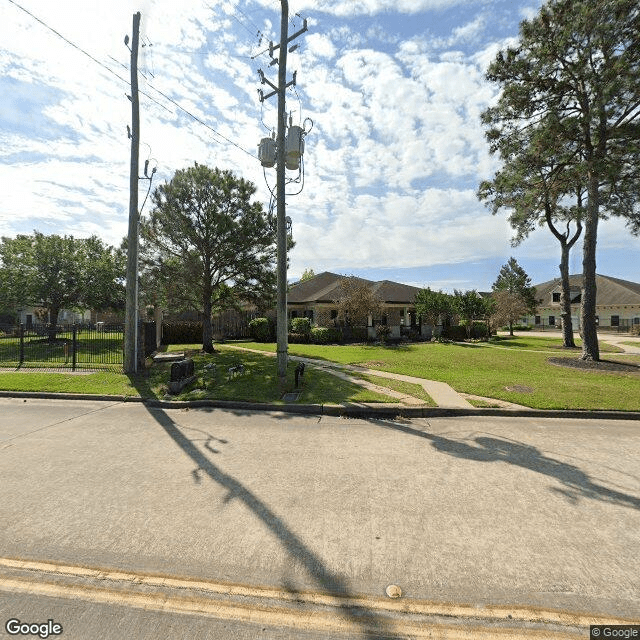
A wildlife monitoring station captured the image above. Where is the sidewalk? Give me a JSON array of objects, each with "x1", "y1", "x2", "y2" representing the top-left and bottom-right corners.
[{"x1": 226, "y1": 346, "x2": 475, "y2": 409}]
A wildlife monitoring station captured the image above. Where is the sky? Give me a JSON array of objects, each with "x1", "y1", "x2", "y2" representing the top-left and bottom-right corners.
[{"x1": 1, "y1": 0, "x2": 638, "y2": 293}]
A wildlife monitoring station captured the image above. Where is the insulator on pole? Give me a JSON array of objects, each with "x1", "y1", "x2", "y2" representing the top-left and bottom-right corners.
[
  {"x1": 258, "y1": 137, "x2": 277, "y2": 168},
  {"x1": 285, "y1": 125, "x2": 304, "y2": 170}
]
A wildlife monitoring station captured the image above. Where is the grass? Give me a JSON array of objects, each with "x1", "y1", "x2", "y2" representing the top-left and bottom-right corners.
[
  {"x1": 620, "y1": 341, "x2": 640, "y2": 349},
  {"x1": 0, "y1": 342, "x2": 395, "y2": 404},
  {"x1": 231, "y1": 339, "x2": 640, "y2": 411},
  {"x1": 146, "y1": 345, "x2": 395, "y2": 404},
  {"x1": 489, "y1": 335, "x2": 623, "y2": 352}
]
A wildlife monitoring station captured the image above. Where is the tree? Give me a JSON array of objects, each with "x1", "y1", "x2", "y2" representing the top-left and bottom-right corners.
[
  {"x1": 453, "y1": 289, "x2": 487, "y2": 338},
  {"x1": 333, "y1": 276, "x2": 384, "y2": 329},
  {"x1": 299, "y1": 268, "x2": 315, "y2": 282},
  {"x1": 492, "y1": 258, "x2": 537, "y2": 335},
  {"x1": 0, "y1": 232, "x2": 125, "y2": 339},
  {"x1": 141, "y1": 164, "x2": 277, "y2": 353},
  {"x1": 481, "y1": 0, "x2": 640, "y2": 360},
  {"x1": 478, "y1": 122, "x2": 584, "y2": 347},
  {"x1": 491, "y1": 290, "x2": 530, "y2": 336},
  {"x1": 415, "y1": 288, "x2": 455, "y2": 328}
]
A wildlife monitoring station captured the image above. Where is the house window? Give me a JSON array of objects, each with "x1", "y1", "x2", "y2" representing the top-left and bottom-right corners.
[
  {"x1": 380, "y1": 314, "x2": 388, "y2": 326},
  {"x1": 290, "y1": 310, "x2": 298, "y2": 319},
  {"x1": 611, "y1": 315, "x2": 620, "y2": 327},
  {"x1": 634, "y1": 317, "x2": 640, "y2": 325},
  {"x1": 535, "y1": 315, "x2": 541, "y2": 325},
  {"x1": 304, "y1": 310, "x2": 314, "y2": 322},
  {"x1": 548, "y1": 316, "x2": 555, "y2": 326},
  {"x1": 552, "y1": 292, "x2": 561, "y2": 302},
  {"x1": 330, "y1": 310, "x2": 338, "y2": 320}
]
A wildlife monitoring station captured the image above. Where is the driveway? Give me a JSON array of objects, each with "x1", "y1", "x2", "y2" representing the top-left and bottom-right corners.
[{"x1": 1, "y1": 399, "x2": 638, "y2": 638}]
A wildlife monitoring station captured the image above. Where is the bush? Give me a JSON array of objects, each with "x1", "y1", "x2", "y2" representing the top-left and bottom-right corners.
[
  {"x1": 440, "y1": 325, "x2": 467, "y2": 341},
  {"x1": 310, "y1": 327, "x2": 341, "y2": 344},
  {"x1": 375, "y1": 324, "x2": 392, "y2": 343},
  {"x1": 630, "y1": 324, "x2": 640, "y2": 336},
  {"x1": 249, "y1": 317, "x2": 274, "y2": 342},
  {"x1": 162, "y1": 321, "x2": 203, "y2": 345},
  {"x1": 288, "y1": 332, "x2": 310, "y2": 344},
  {"x1": 470, "y1": 321, "x2": 489, "y2": 339},
  {"x1": 290, "y1": 317, "x2": 311, "y2": 336}
]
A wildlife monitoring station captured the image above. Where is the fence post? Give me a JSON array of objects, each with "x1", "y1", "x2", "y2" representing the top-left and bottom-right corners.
[
  {"x1": 19, "y1": 323, "x2": 24, "y2": 366},
  {"x1": 72, "y1": 324, "x2": 78, "y2": 371}
]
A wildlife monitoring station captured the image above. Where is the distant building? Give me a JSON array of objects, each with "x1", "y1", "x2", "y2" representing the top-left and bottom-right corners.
[
  {"x1": 524, "y1": 274, "x2": 640, "y2": 331},
  {"x1": 287, "y1": 271, "x2": 423, "y2": 338}
]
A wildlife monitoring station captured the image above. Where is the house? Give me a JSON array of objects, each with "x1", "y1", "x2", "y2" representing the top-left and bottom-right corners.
[
  {"x1": 16, "y1": 306, "x2": 91, "y2": 328},
  {"x1": 287, "y1": 271, "x2": 423, "y2": 338},
  {"x1": 524, "y1": 274, "x2": 640, "y2": 331}
]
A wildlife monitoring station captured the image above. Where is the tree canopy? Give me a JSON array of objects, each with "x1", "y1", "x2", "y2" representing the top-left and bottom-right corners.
[
  {"x1": 141, "y1": 164, "x2": 277, "y2": 352},
  {"x1": 333, "y1": 276, "x2": 383, "y2": 328},
  {"x1": 0, "y1": 232, "x2": 125, "y2": 334},
  {"x1": 481, "y1": 0, "x2": 640, "y2": 360}
]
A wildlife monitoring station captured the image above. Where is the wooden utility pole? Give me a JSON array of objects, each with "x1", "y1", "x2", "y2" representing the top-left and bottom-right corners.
[
  {"x1": 258, "y1": 2, "x2": 307, "y2": 391},
  {"x1": 124, "y1": 12, "x2": 141, "y2": 374},
  {"x1": 275, "y1": 0, "x2": 289, "y2": 389}
]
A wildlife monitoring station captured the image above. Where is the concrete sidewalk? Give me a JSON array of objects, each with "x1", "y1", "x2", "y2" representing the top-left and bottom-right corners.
[{"x1": 227, "y1": 345, "x2": 475, "y2": 409}]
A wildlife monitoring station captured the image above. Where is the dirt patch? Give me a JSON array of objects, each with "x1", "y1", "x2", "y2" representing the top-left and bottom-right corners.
[
  {"x1": 548, "y1": 357, "x2": 640, "y2": 374},
  {"x1": 505, "y1": 385, "x2": 535, "y2": 393}
]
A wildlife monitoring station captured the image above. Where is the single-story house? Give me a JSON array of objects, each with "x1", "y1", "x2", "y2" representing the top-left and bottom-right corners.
[
  {"x1": 287, "y1": 271, "x2": 424, "y2": 338},
  {"x1": 522, "y1": 274, "x2": 640, "y2": 331}
]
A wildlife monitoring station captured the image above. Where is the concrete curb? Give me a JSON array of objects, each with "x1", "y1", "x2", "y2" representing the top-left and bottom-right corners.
[{"x1": 1, "y1": 390, "x2": 640, "y2": 420}]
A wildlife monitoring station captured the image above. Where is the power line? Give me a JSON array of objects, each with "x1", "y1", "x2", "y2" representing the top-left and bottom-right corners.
[{"x1": 6, "y1": 0, "x2": 258, "y2": 160}]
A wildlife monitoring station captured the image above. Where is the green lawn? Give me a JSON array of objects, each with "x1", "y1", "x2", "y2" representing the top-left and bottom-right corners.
[
  {"x1": 0, "y1": 345, "x2": 396, "y2": 405},
  {"x1": 489, "y1": 335, "x2": 622, "y2": 352},
  {"x1": 231, "y1": 339, "x2": 640, "y2": 411}
]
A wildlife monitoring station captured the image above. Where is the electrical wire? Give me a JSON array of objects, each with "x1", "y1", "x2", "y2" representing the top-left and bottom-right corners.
[{"x1": 7, "y1": 0, "x2": 258, "y2": 160}]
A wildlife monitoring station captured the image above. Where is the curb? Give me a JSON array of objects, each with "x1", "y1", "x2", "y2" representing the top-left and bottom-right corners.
[{"x1": 1, "y1": 391, "x2": 640, "y2": 420}]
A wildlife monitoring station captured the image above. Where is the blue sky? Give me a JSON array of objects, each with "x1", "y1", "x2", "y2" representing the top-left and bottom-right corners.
[{"x1": 1, "y1": 0, "x2": 638, "y2": 293}]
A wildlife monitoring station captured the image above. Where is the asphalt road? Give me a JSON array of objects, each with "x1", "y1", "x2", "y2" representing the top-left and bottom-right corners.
[{"x1": 1, "y1": 398, "x2": 638, "y2": 638}]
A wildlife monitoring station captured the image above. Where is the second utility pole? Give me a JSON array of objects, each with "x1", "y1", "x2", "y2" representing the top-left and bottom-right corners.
[
  {"x1": 275, "y1": 0, "x2": 289, "y2": 391},
  {"x1": 124, "y1": 11, "x2": 141, "y2": 374}
]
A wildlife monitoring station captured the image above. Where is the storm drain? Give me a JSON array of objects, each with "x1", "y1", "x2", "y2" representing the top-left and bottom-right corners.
[{"x1": 282, "y1": 392, "x2": 300, "y2": 402}]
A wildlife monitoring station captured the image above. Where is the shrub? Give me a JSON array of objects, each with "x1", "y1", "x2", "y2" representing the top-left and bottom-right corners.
[
  {"x1": 440, "y1": 325, "x2": 467, "y2": 341},
  {"x1": 310, "y1": 327, "x2": 341, "y2": 344},
  {"x1": 290, "y1": 317, "x2": 311, "y2": 336},
  {"x1": 162, "y1": 321, "x2": 203, "y2": 345},
  {"x1": 248, "y1": 317, "x2": 274, "y2": 342},
  {"x1": 288, "y1": 332, "x2": 310, "y2": 344},
  {"x1": 470, "y1": 321, "x2": 489, "y2": 339},
  {"x1": 375, "y1": 324, "x2": 392, "y2": 343}
]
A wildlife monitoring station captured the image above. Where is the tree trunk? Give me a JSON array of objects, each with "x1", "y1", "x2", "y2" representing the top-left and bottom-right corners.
[
  {"x1": 558, "y1": 242, "x2": 576, "y2": 348},
  {"x1": 48, "y1": 307, "x2": 60, "y2": 342},
  {"x1": 202, "y1": 281, "x2": 215, "y2": 354},
  {"x1": 580, "y1": 173, "x2": 600, "y2": 361},
  {"x1": 509, "y1": 320, "x2": 514, "y2": 336}
]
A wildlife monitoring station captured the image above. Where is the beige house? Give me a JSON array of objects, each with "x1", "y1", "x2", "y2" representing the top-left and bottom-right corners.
[
  {"x1": 287, "y1": 271, "x2": 422, "y2": 338},
  {"x1": 524, "y1": 274, "x2": 640, "y2": 331}
]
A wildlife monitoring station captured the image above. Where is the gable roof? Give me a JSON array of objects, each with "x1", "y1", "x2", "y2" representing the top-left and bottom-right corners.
[
  {"x1": 288, "y1": 272, "x2": 420, "y2": 305},
  {"x1": 534, "y1": 274, "x2": 640, "y2": 306}
]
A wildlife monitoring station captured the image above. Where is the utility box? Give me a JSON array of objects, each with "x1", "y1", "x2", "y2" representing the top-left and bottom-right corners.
[
  {"x1": 285, "y1": 125, "x2": 304, "y2": 170},
  {"x1": 258, "y1": 137, "x2": 277, "y2": 168}
]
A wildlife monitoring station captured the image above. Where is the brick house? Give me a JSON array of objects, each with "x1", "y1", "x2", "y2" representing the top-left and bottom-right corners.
[
  {"x1": 523, "y1": 274, "x2": 640, "y2": 331},
  {"x1": 287, "y1": 271, "x2": 423, "y2": 338}
]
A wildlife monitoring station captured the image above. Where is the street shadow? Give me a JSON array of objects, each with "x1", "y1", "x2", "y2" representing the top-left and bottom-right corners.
[
  {"x1": 139, "y1": 402, "x2": 392, "y2": 638},
  {"x1": 374, "y1": 419, "x2": 640, "y2": 511}
]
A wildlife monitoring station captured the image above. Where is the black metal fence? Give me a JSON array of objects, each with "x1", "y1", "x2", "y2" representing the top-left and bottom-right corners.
[{"x1": 0, "y1": 323, "x2": 124, "y2": 371}]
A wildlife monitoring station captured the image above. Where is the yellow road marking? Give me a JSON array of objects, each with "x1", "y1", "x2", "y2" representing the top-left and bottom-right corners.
[{"x1": 0, "y1": 556, "x2": 637, "y2": 637}]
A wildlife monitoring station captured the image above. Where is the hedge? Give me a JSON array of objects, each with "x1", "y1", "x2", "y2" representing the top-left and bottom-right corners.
[{"x1": 162, "y1": 321, "x2": 203, "y2": 345}]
